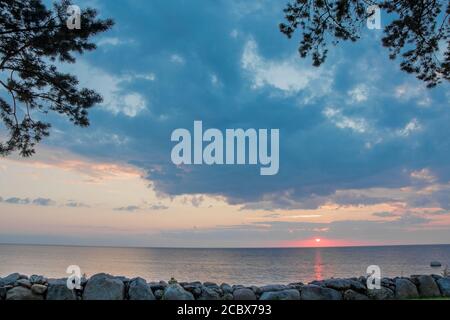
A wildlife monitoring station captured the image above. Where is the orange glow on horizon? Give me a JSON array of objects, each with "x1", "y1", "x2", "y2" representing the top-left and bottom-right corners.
[{"x1": 281, "y1": 238, "x2": 374, "y2": 248}]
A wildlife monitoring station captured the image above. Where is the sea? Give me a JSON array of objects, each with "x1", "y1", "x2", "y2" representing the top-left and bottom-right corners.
[{"x1": 0, "y1": 244, "x2": 449, "y2": 286}]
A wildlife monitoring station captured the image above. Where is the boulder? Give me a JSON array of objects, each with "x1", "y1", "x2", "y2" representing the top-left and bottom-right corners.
[
  {"x1": 300, "y1": 285, "x2": 342, "y2": 300},
  {"x1": 163, "y1": 284, "x2": 194, "y2": 300},
  {"x1": 259, "y1": 284, "x2": 289, "y2": 293},
  {"x1": 413, "y1": 275, "x2": 441, "y2": 297},
  {"x1": 154, "y1": 289, "x2": 164, "y2": 300},
  {"x1": 436, "y1": 277, "x2": 450, "y2": 297},
  {"x1": 395, "y1": 278, "x2": 419, "y2": 299},
  {"x1": 46, "y1": 279, "x2": 77, "y2": 300},
  {"x1": 83, "y1": 273, "x2": 125, "y2": 300},
  {"x1": 15, "y1": 278, "x2": 32, "y2": 288},
  {"x1": 367, "y1": 286, "x2": 394, "y2": 300},
  {"x1": 31, "y1": 284, "x2": 47, "y2": 295},
  {"x1": 260, "y1": 289, "x2": 300, "y2": 300},
  {"x1": 220, "y1": 283, "x2": 233, "y2": 294},
  {"x1": 0, "y1": 285, "x2": 13, "y2": 300},
  {"x1": 6, "y1": 286, "x2": 43, "y2": 300},
  {"x1": 222, "y1": 293, "x2": 234, "y2": 300},
  {"x1": 128, "y1": 277, "x2": 155, "y2": 300},
  {"x1": 0, "y1": 273, "x2": 27, "y2": 286},
  {"x1": 233, "y1": 288, "x2": 257, "y2": 300},
  {"x1": 343, "y1": 289, "x2": 369, "y2": 300},
  {"x1": 183, "y1": 284, "x2": 202, "y2": 298},
  {"x1": 198, "y1": 286, "x2": 221, "y2": 300},
  {"x1": 323, "y1": 278, "x2": 366, "y2": 292},
  {"x1": 430, "y1": 261, "x2": 442, "y2": 267},
  {"x1": 29, "y1": 275, "x2": 48, "y2": 285}
]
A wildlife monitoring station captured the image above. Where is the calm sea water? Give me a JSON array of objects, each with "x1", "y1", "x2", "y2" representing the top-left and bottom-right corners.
[{"x1": 0, "y1": 244, "x2": 449, "y2": 286}]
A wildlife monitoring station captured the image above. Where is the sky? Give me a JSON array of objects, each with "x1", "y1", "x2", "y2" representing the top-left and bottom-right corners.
[{"x1": 1, "y1": 0, "x2": 450, "y2": 247}]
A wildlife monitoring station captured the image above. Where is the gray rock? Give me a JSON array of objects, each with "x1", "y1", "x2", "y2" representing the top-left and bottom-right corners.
[
  {"x1": 15, "y1": 278, "x2": 32, "y2": 288},
  {"x1": 83, "y1": 273, "x2": 125, "y2": 300},
  {"x1": 395, "y1": 278, "x2": 419, "y2": 299},
  {"x1": 222, "y1": 293, "x2": 234, "y2": 300},
  {"x1": 31, "y1": 284, "x2": 47, "y2": 295},
  {"x1": 46, "y1": 279, "x2": 77, "y2": 300},
  {"x1": 260, "y1": 289, "x2": 300, "y2": 300},
  {"x1": 29, "y1": 275, "x2": 48, "y2": 285},
  {"x1": 259, "y1": 284, "x2": 289, "y2": 293},
  {"x1": 323, "y1": 278, "x2": 366, "y2": 292},
  {"x1": 203, "y1": 281, "x2": 218, "y2": 288},
  {"x1": 183, "y1": 284, "x2": 202, "y2": 298},
  {"x1": 343, "y1": 289, "x2": 369, "y2": 300},
  {"x1": 250, "y1": 285, "x2": 261, "y2": 295},
  {"x1": 301, "y1": 285, "x2": 342, "y2": 300},
  {"x1": 198, "y1": 286, "x2": 221, "y2": 300},
  {"x1": 149, "y1": 282, "x2": 166, "y2": 291},
  {"x1": 163, "y1": 284, "x2": 194, "y2": 300},
  {"x1": 220, "y1": 283, "x2": 233, "y2": 294},
  {"x1": 0, "y1": 273, "x2": 27, "y2": 286},
  {"x1": 6, "y1": 286, "x2": 43, "y2": 300},
  {"x1": 413, "y1": 275, "x2": 441, "y2": 297},
  {"x1": 233, "y1": 288, "x2": 257, "y2": 300},
  {"x1": 430, "y1": 261, "x2": 442, "y2": 267},
  {"x1": 0, "y1": 285, "x2": 13, "y2": 300},
  {"x1": 154, "y1": 289, "x2": 164, "y2": 300},
  {"x1": 367, "y1": 286, "x2": 394, "y2": 300},
  {"x1": 128, "y1": 277, "x2": 155, "y2": 300},
  {"x1": 436, "y1": 277, "x2": 450, "y2": 297}
]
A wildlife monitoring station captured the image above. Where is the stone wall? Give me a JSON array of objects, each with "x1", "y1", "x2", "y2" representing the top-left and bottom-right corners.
[{"x1": 1, "y1": 272, "x2": 450, "y2": 300}]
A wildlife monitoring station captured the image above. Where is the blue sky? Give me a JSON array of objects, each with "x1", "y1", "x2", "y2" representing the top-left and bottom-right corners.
[{"x1": 1, "y1": 0, "x2": 450, "y2": 247}]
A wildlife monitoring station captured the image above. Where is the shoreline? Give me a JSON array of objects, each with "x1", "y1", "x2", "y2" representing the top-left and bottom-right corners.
[{"x1": 1, "y1": 272, "x2": 450, "y2": 300}]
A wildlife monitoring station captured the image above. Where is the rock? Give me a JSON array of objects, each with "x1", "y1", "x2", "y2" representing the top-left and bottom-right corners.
[
  {"x1": 430, "y1": 261, "x2": 442, "y2": 267},
  {"x1": 222, "y1": 293, "x2": 234, "y2": 300},
  {"x1": 343, "y1": 289, "x2": 369, "y2": 300},
  {"x1": 0, "y1": 273, "x2": 27, "y2": 286},
  {"x1": 47, "y1": 279, "x2": 77, "y2": 300},
  {"x1": 154, "y1": 289, "x2": 164, "y2": 300},
  {"x1": 323, "y1": 278, "x2": 366, "y2": 292},
  {"x1": 128, "y1": 277, "x2": 155, "y2": 300},
  {"x1": 220, "y1": 283, "x2": 233, "y2": 294},
  {"x1": 198, "y1": 286, "x2": 221, "y2": 300},
  {"x1": 6, "y1": 286, "x2": 43, "y2": 300},
  {"x1": 436, "y1": 277, "x2": 450, "y2": 297},
  {"x1": 395, "y1": 278, "x2": 419, "y2": 299},
  {"x1": 259, "y1": 284, "x2": 289, "y2": 293},
  {"x1": 367, "y1": 286, "x2": 394, "y2": 300},
  {"x1": 83, "y1": 273, "x2": 125, "y2": 300},
  {"x1": 15, "y1": 278, "x2": 32, "y2": 288},
  {"x1": 183, "y1": 284, "x2": 202, "y2": 298},
  {"x1": 0, "y1": 285, "x2": 13, "y2": 300},
  {"x1": 203, "y1": 281, "x2": 218, "y2": 287},
  {"x1": 413, "y1": 275, "x2": 441, "y2": 297},
  {"x1": 260, "y1": 289, "x2": 300, "y2": 300},
  {"x1": 250, "y1": 285, "x2": 261, "y2": 295},
  {"x1": 29, "y1": 275, "x2": 48, "y2": 285},
  {"x1": 163, "y1": 284, "x2": 194, "y2": 300},
  {"x1": 31, "y1": 284, "x2": 47, "y2": 295},
  {"x1": 301, "y1": 285, "x2": 342, "y2": 300},
  {"x1": 149, "y1": 282, "x2": 166, "y2": 291},
  {"x1": 233, "y1": 288, "x2": 257, "y2": 300}
]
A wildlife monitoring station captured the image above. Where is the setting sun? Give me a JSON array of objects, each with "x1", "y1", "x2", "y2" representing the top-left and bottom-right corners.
[{"x1": 315, "y1": 238, "x2": 321, "y2": 243}]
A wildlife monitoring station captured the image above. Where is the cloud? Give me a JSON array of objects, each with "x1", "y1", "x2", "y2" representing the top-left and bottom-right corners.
[
  {"x1": 32, "y1": 198, "x2": 55, "y2": 206},
  {"x1": 114, "y1": 205, "x2": 141, "y2": 212},
  {"x1": 170, "y1": 54, "x2": 185, "y2": 64},
  {"x1": 3, "y1": 197, "x2": 30, "y2": 205},
  {"x1": 323, "y1": 107, "x2": 368, "y2": 133},
  {"x1": 347, "y1": 85, "x2": 369, "y2": 103},
  {"x1": 63, "y1": 60, "x2": 148, "y2": 117},
  {"x1": 65, "y1": 201, "x2": 90, "y2": 208},
  {"x1": 241, "y1": 39, "x2": 333, "y2": 97}
]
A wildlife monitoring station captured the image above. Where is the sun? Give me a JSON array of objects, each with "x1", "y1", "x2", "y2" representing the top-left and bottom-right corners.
[{"x1": 315, "y1": 238, "x2": 321, "y2": 243}]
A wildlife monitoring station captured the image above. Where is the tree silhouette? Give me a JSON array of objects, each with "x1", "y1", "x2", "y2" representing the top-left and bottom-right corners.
[
  {"x1": 280, "y1": 0, "x2": 449, "y2": 88},
  {"x1": 0, "y1": 0, "x2": 113, "y2": 157}
]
